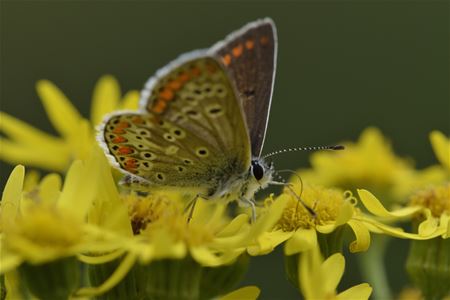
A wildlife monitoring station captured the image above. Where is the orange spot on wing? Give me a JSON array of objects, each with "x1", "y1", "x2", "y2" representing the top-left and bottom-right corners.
[
  {"x1": 190, "y1": 67, "x2": 201, "y2": 77},
  {"x1": 132, "y1": 116, "x2": 144, "y2": 124},
  {"x1": 159, "y1": 88, "x2": 174, "y2": 101},
  {"x1": 206, "y1": 63, "x2": 217, "y2": 74},
  {"x1": 113, "y1": 136, "x2": 127, "y2": 143},
  {"x1": 232, "y1": 44, "x2": 243, "y2": 57},
  {"x1": 222, "y1": 54, "x2": 231, "y2": 66},
  {"x1": 151, "y1": 100, "x2": 167, "y2": 114},
  {"x1": 118, "y1": 146, "x2": 134, "y2": 155},
  {"x1": 260, "y1": 36, "x2": 269, "y2": 45},
  {"x1": 167, "y1": 80, "x2": 182, "y2": 90},
  {"x1": 113, "y1": 128, "x2": 125, "y2": 134},
  {"x1": 124, "y1": 158, "x2": 138, "y2": 169},
  {"x1": 117, "y1": 121, "x2": 130, "y2": 128},
  {"x1": 245, "y1": 39, "x2": 254, "y2": 50},
  {"x1": 178, "y1": 72, "x2": 190, "y2": 83}
]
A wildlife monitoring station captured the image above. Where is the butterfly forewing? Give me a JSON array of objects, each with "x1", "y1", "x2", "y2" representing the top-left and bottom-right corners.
[
  {"x1": 209, "y1": 18, "x2": 277, "y2": 158},
  {"x1": 102, "y1": 57, "x2": 251, "y2": 192}
]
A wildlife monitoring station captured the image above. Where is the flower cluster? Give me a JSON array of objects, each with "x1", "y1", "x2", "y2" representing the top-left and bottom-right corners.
[{"x1": 0, "y1": 76, "x2": 448, "y2": 299}]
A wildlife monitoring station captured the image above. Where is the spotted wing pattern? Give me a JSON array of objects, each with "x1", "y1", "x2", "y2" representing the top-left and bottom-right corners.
[
  {"x1": 101, "y1": 57, "x2": 251, "y2": 191},
  {"x1": 209, "y1": 18, "x2": 277, "y2": 158}
]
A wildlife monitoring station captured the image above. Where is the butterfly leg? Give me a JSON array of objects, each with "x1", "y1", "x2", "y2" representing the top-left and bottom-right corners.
[
  {"x1": 240, "y1": 198, "x2": 257, "y2": 223},
  {"x1": 184, "y1": 194, "x2": 208, "y2": 223}
]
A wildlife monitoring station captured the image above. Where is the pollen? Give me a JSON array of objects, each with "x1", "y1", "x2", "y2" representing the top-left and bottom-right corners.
[
  {"x1": 125, "y1": 193, "x2": 178, "y2": 235},
  {"x1": 409, "y1": 183, "x2": 450, "y2": 218},
  {"x1": 274, "y1": 185, "x2": 346, "y2": 232}
]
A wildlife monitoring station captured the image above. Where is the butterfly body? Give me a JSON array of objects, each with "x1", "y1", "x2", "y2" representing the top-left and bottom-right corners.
[{"x1": 98, "y1": 18, "x2": 277, "y2": 209}]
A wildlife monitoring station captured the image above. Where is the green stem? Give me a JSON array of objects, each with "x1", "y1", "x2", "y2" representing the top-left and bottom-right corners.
[{"x1": 358, "y1": 235, "x2": 392, "y2": 300}]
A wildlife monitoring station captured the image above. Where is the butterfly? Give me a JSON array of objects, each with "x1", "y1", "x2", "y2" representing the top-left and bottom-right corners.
[{"x1": 98, "y1": 18, "x2": 319, "y2": 218}]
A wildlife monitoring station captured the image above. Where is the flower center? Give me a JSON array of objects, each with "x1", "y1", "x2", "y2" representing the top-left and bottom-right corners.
[
  {"x1": 409, "y1": 183, "x2": 450, "y2": 218},
  {"x1": 276, "y1": 185, "x2": 346, "y2": 232},
  {"x1": 10, "y1": 205, "x2": 82, "y2": 248},
  {"x1": 124, "y1": 192, "x2": 179, "y2": 235}
]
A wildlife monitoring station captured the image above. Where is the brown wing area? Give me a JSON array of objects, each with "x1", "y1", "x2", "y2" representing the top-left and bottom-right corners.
[
  {"x1": 103, "y1": 57, "x2": 251, "y2": 190},
  {"x1": 211, "y1": 19, "x2": 277, "y2": 157}
]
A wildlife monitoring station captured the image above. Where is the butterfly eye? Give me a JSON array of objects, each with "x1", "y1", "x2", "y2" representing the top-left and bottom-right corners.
[{"x1": 251, "y1": 161, "x2": 264, "y2": 181}]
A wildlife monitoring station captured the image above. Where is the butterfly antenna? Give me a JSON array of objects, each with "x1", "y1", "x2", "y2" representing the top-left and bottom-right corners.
[
  {"x1": 263, "y1": 145, "x2": 344, "y2": 159},
  {"x1": 274, "y1": 169, "x2": 315, "y2": 217}
]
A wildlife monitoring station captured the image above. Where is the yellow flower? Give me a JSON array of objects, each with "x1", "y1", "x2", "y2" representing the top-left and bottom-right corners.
[
  {"x1": 247, "y1": 181, "x2": 447, "y2": 257},
  {"x1": 75, "y1": 151, "x2": 265, "y2": 298},
  {"x1": 248, "y1": 184, "x2": 368, "y2": 256},
  {"x1": 358, "y1": 188, "x2": 449, "y2": 239},
  {"x1": 301, "y1": 127, "x2": 448, "y2": 207},
  {"x1": 0, "y1": 151, "x2": 119, "y2": 273},
  {"x1": 430, "y1": 130, "x2": 450, "y2": 172},
  {"x1": 0, "y1": 76, "x2": 139, "y2": 172},
  {"x1": 299, "y1": 243, "x2": 372, "y2": 300}
]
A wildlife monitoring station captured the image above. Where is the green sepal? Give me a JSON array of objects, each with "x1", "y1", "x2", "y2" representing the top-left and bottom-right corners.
[
  {"x1": 406, "y1": 236, "x2": 450, "y2": 300},
  {"x1": 18, "y1": 256, "x2": 80, "y2": 300},
  {"x1": 199, "y1": 253, "x2": 250, "y2": 300},
  {"x1": 90, "y1": 254, "x2": 250, "y2": 300}
]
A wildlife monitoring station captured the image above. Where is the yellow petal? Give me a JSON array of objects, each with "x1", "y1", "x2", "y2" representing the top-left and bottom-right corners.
[
  {"x1": 337, "y1": 283, "x2": 373, "y2": 300},
  {"x1": 284, "y1": 228, "x2": 317, "y2": 255},
  {"x1": 1, "y1": 165, "x2": 24, "y2": 228},
  {"x1": 418, "y1": 210, "x2": 439, "y2": 236},
  {"x1": 91, "y1": 75, "x2": 121, "y2": 125},
  {"x1": 220, "y1": 286, "x2": 260, "y2": 300},
  {"x1": 0, "y1": 250, "x2": 23, "y2": 274},
  {"x1": 36, "y1": 80, "x2": 82, "y2": 137},
  {"x1": 23, "y1": 170, "x2": 40, "y2": 192},
  {"x1": 119, "y1": 90, "x2": 140, "y2": 110},
  {"x1": 0, "y1": 112, "x2": 63, "y2": 145},
  {"x1": 316, "y1": 201, "x2": 354, "y2": 234},
  {"x1": 358, "y1": 189, "x2": 422, "y2": 218},
  {"x1": 360, "y1": 216, "x2": 445, "y2": 239},
  {"x1": 0, "y1": 139, "x2": 70, "y2": 171},
  {"x1": 321, "y1": 253, "x2": 345, "y2": 292},
  {"x1": 68, "y1": 119, "x2": 94, "y2": 161},
  {"x1": 216, "y1": 214, "x2": 249, "y2": 238},
  {"x1": 430, "y1": 131, "x2": 450, "y2": 170},
  {"x1": 247, "y1": 230, "x2": 293, "y2": 255},
  {"x1": 88, "y1": 148, "x2": 132, "y2": 236},
  {"x1": 190, "y1": 246, "x2": 242, "y2": 267},
  {"x1": 37, "y1": 173, "x2": 62, "y2": 205},
  {"x1": 299, "y1": 247, "x2": 325, "y2": 299},
  {"x1": 347, "y1": 220, "x2": 371, "y2": 252}
]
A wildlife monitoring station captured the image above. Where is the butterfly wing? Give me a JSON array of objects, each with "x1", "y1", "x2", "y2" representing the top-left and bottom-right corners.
[
  {"x1": 209, "y1": 18, "x2": 277, "y2": 158},
  {"x1": 99, "y1": 55, "x2": 251, "y2": 194}
]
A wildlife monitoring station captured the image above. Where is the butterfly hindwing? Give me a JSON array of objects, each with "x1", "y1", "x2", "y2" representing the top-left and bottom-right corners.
[
  {"x1": 209, "y1": 18, "x2": 277, "y2": 157},
  {"x1": 101, "y1": 56, "x2": 251, "y2": 191}
]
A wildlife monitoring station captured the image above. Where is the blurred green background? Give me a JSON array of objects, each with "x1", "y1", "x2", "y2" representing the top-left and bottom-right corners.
[{"x1": 1, "y1": 1, "x2": 448, "y2": 299}]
